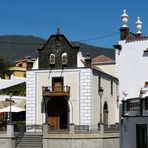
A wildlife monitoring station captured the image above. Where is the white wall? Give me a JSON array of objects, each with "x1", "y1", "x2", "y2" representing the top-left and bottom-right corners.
[
  {"x1": 92, "y1": 74, "x2": 119, "y2": 125},
  {"x1": 26, "y1": 68, "x2": 119, "y2": 127},
  {"x1": 26, "y1": 68, "x2": 93, "y2": 126},
  {"x1": 117, "y1": 39, "x2": 148, "y2": 100},
  {"x1": 94, "y1": 64, "x2": 115, "y2": 77},
  {"x1": 77, "y1": 52, "x2": 85, "y2": 67}
]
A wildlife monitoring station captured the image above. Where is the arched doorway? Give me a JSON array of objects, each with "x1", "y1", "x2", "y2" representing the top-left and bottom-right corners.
[
  {"x1": 103, "y1": 101, "x2": 108, "y2": 127},
  {"x1": 47, "y1": 96, "x2": 69, "y2": 129}
]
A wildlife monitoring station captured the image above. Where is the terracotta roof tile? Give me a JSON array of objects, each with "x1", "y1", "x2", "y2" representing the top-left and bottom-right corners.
[{"x1": 92, "y1": 55, "x2": 114, "y2": 63}]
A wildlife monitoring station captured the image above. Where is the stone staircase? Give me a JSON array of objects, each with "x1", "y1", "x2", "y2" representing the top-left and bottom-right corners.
[{"x1": 16, "y1": 132, "x2": 43, "y2": 148}]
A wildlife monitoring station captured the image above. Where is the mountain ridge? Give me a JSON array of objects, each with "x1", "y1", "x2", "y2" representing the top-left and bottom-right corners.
[{"x1": 0, "y1": 35, "x2": 115, "y2": 64}]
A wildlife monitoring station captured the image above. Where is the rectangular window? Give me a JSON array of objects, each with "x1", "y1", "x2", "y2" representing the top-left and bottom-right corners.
[
  {"x1": 136, "y1": 124, "x2": 147, "y2": 148},
  {"x1": 98, "y1": 76, "x2": 101, "y2": 88},
  {"x1": 111, "y1": 81, "x2": 113, "y2": 95}
]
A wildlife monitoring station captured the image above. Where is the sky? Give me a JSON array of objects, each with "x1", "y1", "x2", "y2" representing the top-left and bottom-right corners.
[{"x1": 0, "y1": 0, "x2": 148, "y2": 48}]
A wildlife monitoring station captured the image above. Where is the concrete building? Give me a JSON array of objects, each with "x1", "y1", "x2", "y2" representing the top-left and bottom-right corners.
[
  {"x1": 114, "y1": 10, "x2": 148, "y2": 100},
  {"x1": 114, "y1": 10, "x2": 148, "y2": 148},
  {"x1": 120, "y1": 97, "x2": 148, "y2": 148},
  {"x1": 8, "y1": 56, "x2": 36, "y2": 78}
]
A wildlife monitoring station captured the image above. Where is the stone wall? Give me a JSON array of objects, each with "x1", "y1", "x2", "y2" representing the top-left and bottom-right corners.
[
  {"x1": 43, "y1": 133, "x2": 119, "y2": 148},
  {"x1": 0, "y1": 125, "x2": 15, "y2": 148}
]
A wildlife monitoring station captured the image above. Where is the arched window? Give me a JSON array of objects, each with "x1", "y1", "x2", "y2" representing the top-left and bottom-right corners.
[
  {"x1": 49, "y1": 53, "x2": 55, "y2": 65},
  {"x1": 61, "y1": 52, "x2": 67, "y2": 66}
]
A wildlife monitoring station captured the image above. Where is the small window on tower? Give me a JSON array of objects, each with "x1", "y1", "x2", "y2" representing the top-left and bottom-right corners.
[
  {"x1": 61, "y1": 52, "x2": 67, "y2": 66},
  {"x1": 49, "y1": 53, "x2": 55, "y2": 66},
  {"x1": 55, "y1": 37, "x2": 61, "y2": 46}
]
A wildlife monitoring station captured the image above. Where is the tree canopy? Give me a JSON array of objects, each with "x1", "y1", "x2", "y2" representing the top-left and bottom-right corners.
[{"x1": 0, "y1": 57, "x2": 11, "y2": 79}]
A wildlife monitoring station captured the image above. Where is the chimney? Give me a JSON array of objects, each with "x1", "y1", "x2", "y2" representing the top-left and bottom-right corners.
[{"x1": 84, "y1": 53, "x2": 92, "y2": 68}]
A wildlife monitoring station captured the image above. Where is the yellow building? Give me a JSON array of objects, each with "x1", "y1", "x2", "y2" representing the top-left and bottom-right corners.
[{"x1": 8, "y1": 56, "x2": 36, "y2": 78}]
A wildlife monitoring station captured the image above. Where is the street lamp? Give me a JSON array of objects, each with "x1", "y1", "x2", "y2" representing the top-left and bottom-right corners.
[
  {"x1": 99, "y1": 87, "x2": 104, "y2": 125},
  {"x1": 43, "y1": 97, "x2": 50, "y2": 124},
  {"x1": 8, "y1": 91, "x2": 16, "y2": 124}
]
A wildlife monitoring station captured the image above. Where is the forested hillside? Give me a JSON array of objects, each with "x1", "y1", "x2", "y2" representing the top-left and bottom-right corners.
[{"x1": 0, "y1": 35, "x2": 115, "y2": 64}]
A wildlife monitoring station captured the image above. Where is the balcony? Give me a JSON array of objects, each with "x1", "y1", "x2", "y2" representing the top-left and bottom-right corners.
[{"x1": 42, "y1": 86, "x2": 70, "y2": 97}]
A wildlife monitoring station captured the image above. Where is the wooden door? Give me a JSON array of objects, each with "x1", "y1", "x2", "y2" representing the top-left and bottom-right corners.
[
  {"x1": 103, "y1": 111, "x2": 108, "y2": 126},
  {"x1": 48, "y1": 116, "x2": 60, "y2": 129},
  {"x1": 103, "y1": 102, "x2": 108, "y2": 127}
]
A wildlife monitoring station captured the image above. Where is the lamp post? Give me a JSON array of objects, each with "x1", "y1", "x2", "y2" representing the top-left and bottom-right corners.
[
  {"x1": 8, "y1": 91, "x2": 16, "y2": 124},
  {"x1": 99, "y1": 87, "x2": 104, "y2": 125},
  {"x1": 43, "y1": 97, "x2": 50, "y2": 124},
  {"x1": 8, "y1": 91, "x2": 13, "y2": 124}
]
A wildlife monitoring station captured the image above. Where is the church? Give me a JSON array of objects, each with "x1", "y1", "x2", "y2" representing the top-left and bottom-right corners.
[{"x1": 26, "y1": 29, "x2": 119, "y2": 130}]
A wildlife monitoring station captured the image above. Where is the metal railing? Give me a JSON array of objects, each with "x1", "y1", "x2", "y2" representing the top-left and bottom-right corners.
[
  {"x1": 0, "y1": 124, "x2": 7, "y2": 132},
  {"x1": 74, "y1": 125, "x2": 89, "y2": 131},
  {"x1": 104, "y1": 124, "x2": 119, "y2": 133},
  {"x1": 26, "y1": 124, "x2": 43, "y2": 132},
  {"x1": 45, "y1": 124, "x2": 119, "y2": 134},
  {"x1": 15, "y1": 126, "x2": 26, "y2": 147}
]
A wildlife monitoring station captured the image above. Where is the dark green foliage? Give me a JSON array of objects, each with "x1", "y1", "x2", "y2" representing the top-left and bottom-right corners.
[
  {"x1": 74, "y1": 42, "x2": 115, "y2": 59},
  {"x1": 0, "y1": 35, "x2": 45, "y2": 64},
  {"x1": 0, "y1": 57, "x2": 12, "y2": 78},
  {"x1": 0, "y1": 82, "x2": 26, "y2": 96}
]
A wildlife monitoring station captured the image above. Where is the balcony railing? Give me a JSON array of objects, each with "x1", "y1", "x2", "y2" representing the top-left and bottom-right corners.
[{"x1": 42, "y1": 86, "x2": 70, "y2": 97}]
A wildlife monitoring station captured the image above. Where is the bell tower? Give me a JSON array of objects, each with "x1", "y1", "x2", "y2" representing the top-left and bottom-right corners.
[{"x1": 38, "y1": 29, "x2": 79, "y2": 69}]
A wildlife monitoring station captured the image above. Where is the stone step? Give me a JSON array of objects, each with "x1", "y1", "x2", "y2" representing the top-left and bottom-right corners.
[
  {"x1": 16, "y1": 132, "x2": 43, "y2": 148},
  {"x1": 17, "y1": 141, "x2": 42, "y2": 144},
  {"x1": 17, "y1": 147, "x2": 42, "y2": 148},
  {"x1": 20, "y1": 140, "x2": 42, "y2": 142},
  {"x1": 17, "y1": 143, "x2": 42, "y2": 147},
  {"x1": 17, "y1": 144, "x2": 42, "y2": 147}
]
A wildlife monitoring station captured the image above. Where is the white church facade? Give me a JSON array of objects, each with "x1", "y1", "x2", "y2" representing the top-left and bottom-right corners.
[{"x1": 26, "y1": 29, "x2": 119, "y2": 130}]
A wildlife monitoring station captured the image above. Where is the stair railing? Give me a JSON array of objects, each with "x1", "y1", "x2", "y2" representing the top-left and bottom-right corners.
[{"x1": 15, "y1": 125, "x2": 26, "y2": 147}]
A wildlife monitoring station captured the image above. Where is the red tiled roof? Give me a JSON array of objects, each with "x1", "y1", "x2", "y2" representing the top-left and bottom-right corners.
[
  {"x1": 127, "y1": 36, "x2": 148, "y2": 42},
  {"x1": 92, "y1": 55, "x2": 114, "y2": 63}
]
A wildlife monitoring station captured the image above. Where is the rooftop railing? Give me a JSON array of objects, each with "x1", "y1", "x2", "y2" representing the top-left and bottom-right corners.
[{"x1": 122, "y1": 97, "x2": 148, "y2": 116}]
